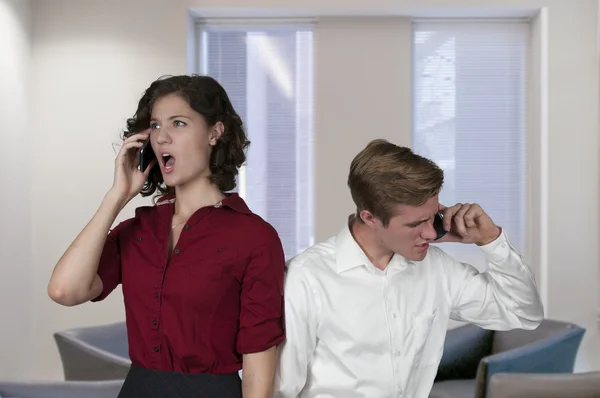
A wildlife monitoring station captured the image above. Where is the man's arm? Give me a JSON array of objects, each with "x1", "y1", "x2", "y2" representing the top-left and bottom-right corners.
[
  {"x1": 442, "y1": 229, "x2": 544, "y2": 329},
  {"x1": 437, "y1": 202, "x2": 544, "y2": 330},
  {"x1": 274, "y1": 262, "x2": 319, "y2": 397}
]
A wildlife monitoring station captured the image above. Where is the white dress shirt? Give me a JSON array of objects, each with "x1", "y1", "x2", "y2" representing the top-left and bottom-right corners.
[{"x1": 274, "y1": 221, "x2": 544, "y2": 398}]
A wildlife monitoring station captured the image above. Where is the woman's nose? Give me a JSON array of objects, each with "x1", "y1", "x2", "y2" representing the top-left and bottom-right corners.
[{"x1": 155, "y1": 126, "x2": 172, "y2": 144}]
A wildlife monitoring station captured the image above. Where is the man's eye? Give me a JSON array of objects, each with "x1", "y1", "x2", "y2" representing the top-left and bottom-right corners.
[
  {"x1": 150, "y1": 123, "x2": 160, "y2": 129},
  {"x1": 174, "y1": 120, "x2": 186, "y2": 127}
]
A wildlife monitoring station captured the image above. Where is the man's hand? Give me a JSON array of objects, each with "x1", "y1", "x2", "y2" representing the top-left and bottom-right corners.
[{"x1": 438, "y1": 203, "x2": 501, "y2": 246}]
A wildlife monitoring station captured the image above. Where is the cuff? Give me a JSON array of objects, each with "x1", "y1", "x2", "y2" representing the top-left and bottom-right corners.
[
  {"x1": 89, "y1": 275, "x2": 108, "y2": 302},
  {"x1": 237, "y1": 318, "x2": 286, "y2": 354},
  {"x1": 478, "y1": 228, "x2": 512, "y2": 262}
]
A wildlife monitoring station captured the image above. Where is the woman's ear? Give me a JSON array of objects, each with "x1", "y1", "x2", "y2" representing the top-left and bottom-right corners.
[{"x1": 209, "y1": 122, "x2": 224, "y2": 146}]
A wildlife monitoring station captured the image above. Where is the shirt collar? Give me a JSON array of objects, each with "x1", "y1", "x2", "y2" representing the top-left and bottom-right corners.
[
  {"x1": 335, "y1": 218, "x2": 371, "y2": 274},
  {"x1": 335, "y1": 216, "x2": 409, "y2": 274},
  {"x1": 220, "y1": 193, "x2": 252, "y2": 214},
  {"x1": 156, "y1": 192, "x2": 251, "y2": 214}
]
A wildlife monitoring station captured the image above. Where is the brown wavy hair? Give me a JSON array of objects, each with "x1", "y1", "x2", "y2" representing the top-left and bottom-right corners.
[
  {"x1": 348, "y1": 139, "x2": 444, "y2": 227},
  {"x1": 123, "y1": 74, "x2": 250, "y2": 198}
]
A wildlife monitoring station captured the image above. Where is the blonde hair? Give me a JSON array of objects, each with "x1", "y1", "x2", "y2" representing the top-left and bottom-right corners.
[{"x1": 348, "y1": 139, "x2": 444, "y2": 226}]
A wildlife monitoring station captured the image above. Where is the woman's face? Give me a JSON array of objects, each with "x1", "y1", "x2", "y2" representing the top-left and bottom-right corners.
[{"x1": 149, "y1": 94, "x2": 222, "y2": 188}]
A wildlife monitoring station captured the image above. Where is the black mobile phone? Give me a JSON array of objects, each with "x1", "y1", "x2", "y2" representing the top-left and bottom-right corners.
[
  {"x1": 139, "y1": 138, "x2": 156, "y2": 172},
  {"x1": 434, "y1": 212, "x2": 447, "y2": 241}
]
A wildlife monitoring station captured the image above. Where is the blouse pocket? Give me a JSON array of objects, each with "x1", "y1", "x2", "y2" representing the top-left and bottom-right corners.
[{"x1": 181, "y1": 246, "x2": 239, "y2": 280}]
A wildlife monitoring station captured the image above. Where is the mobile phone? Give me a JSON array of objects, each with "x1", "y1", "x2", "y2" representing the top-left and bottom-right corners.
[
  {"x1": 139, "y1": 138, "x2": 156, "y2": 172},
  {"x1": 433, "y1": 212, "x2": 447, "y2": 241}
]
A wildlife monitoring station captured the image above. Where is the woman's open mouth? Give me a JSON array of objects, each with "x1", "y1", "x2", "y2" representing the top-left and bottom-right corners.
[{"x1": 161, "y1": 153, "x2": 176, "y2": 173}]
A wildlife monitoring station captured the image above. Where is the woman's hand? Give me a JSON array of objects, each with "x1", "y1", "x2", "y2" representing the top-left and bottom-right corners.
[{"x1": 109, "y1": 130, "x2": 155, "y2": 205}]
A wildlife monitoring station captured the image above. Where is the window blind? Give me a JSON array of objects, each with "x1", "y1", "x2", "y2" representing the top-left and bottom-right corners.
[
  {"x1": 412, "y1": 20, "x2": 529, "y2": 269},
  {"x1": 198, "y1": 22, "x2": 315, "y2": 260}
]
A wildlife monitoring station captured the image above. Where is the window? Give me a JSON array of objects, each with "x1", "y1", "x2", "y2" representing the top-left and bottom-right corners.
[
  {"x1": 412, "y1": 20, "x2": 529, "y2": 269},
  {"x1": 197, "y1": 21, "x2": 315, "y2": 260}
]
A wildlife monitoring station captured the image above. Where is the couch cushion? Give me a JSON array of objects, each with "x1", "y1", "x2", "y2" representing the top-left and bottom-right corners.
[
  {"x1": 436, "y1": 325, "x2": 493, "y2": 381},
  {"x1": 429, "y1": 379, "x2": 475, "y2": 398}
]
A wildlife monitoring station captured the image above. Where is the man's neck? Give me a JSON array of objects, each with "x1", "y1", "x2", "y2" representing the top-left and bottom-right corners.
[{"x1": 349, "y1": 216, "x2": 394, "y2": 271}]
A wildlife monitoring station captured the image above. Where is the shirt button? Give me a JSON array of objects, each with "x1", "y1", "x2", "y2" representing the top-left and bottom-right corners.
[
  {"x1": 392, "y1": 313, "x2": 397, "y2": 318},
  {"x1": 154, "y1": 292, "x2": 159, "y2": 298},
  {"x1": 152, "y1": 320, "x2": 157, "y2": 326},
  {"x1": 174, "y1": 248, "x2": 180, "y2": 254},
  {"x1": 138, "y1": 237, "x2": 143, "y2": 241},
  {"x1": 184, "y1": 224, "x2": 190, "y2": 230},
  {"x1": 154, "y1": 347, "x2": 159, "y2": 352},
  {"x1": 501, "y1": 243, "x2": 507, "y2": 248}
]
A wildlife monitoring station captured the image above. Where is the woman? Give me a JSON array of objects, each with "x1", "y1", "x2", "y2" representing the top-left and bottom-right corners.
[{"x1": 47, "y1": 75, "x2": 286, "y2": 397}]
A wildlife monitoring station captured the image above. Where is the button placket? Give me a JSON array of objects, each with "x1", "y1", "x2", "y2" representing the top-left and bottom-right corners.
[
  {"x1": 384, "y1": 275, "x2": 405, "y2": 395},
  {"x1": 152, "y1": 250, "x2": 166, "y2": 346},
  {"x1": 152, "y1": 292, "x2": 160, "y2": 329}
]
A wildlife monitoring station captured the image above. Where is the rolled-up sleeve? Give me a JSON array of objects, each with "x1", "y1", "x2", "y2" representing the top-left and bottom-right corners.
[
  {"x1": 236, "y1": 225, "x2": 286, "y2": 354},
  {"x1": 91, "y1": 220, "x2": 131, "y2": 302}
]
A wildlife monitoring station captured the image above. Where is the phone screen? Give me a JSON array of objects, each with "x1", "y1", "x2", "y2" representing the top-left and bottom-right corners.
[
  {"x1": 433, "y1": 212, "x2": 447, "y2": 241},
  {"x1": 139, "y1": 138, "x2": 156, "y2": 173}
]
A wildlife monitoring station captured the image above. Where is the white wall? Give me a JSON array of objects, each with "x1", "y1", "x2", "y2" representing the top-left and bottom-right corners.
[
  {"x1": 0, "y1": 0, "x2": 34, "y2": 380},
  {"x1": 18, "y1": 0, "x2": 600, "y2": 379}
]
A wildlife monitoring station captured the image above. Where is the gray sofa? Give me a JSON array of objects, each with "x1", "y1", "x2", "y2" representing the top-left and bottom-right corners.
[
  {"x1": 488, "y1": 371, "x2": 600, "y2": 398},
  {"x1": 0, "y1": 379, "x2": 123, "y2": 398},
  {"x1": 429, "y1": 319, "x2": 586, "y2": 398},
  {"x1": 53, "y1": 322, "x2": 131, "y2": 381},
  {"x1": 52, "y1": 318, "x2": 586, "y2": 398}
]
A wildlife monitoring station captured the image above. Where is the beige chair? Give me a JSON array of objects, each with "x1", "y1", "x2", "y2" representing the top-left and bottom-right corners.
[{"x1": 488, "y1": 371, "x2": 600, "y2": 398}]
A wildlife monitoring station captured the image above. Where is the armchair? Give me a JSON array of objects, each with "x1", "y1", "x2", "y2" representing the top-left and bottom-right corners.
[
  {"x1": 488, "y1": 371, "x2": 600, "y2": 398},
  {"x1": 429, "y1": 319, "x2": 586, "y2": 398},
  {"x1": 0, "y1": 379, "x2": 123, "y2": 398},
  {"x1": 53, "y1": 321, "x2": 131, "y2": 381}
]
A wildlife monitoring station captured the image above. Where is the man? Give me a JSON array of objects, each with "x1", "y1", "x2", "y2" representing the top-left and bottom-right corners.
[{"x1": 274, "y1": 139, "x2": 544, "y2": 398}]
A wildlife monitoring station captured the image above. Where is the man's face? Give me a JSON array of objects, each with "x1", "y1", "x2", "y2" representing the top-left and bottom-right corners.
[{"x1": 368, "y1": 195, "x2": 440, "y2": 261}]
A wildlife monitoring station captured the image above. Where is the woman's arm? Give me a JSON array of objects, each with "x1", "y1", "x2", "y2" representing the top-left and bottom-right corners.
[
  {"x1": 237, "y1": 224, "x2": 286, "y2": 397},
  {"x1": 47, "y1": 131, "x2": 152, "y2": 306},
  {"x1": 242, "y1": 346, "x2": 278, "y2": 398},
  {"x1": 47, "y1": 191, "x2": 125, "y2": 306}
]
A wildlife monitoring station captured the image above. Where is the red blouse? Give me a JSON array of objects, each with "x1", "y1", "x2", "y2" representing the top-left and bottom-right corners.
[{"x1": 92, "y1": 193, "x2": 286, "y2": 374}]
